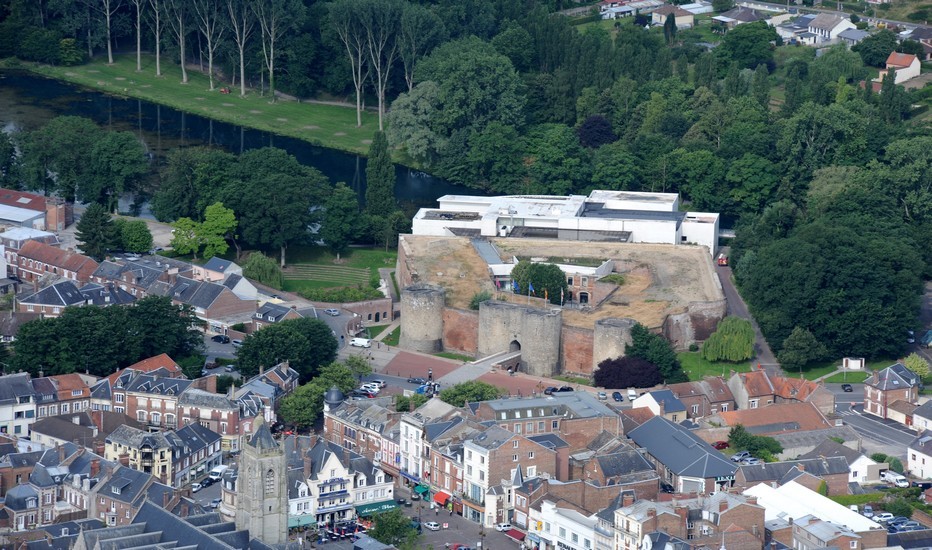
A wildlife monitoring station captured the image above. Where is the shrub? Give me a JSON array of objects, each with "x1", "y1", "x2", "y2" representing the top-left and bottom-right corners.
[
  {"x1": 889, "y1": 457, "x2": 904, "y2": 474},
  {"x1": 830, "y1": 493, "x2": 884, "y2": 506},
  {"x1": 886, "y1": 498, "x2": 914, "y2": 518},
  {"x1": 242, "y1": 252, "x2": 284, "y2": 290},
  {"x1": 299, "y1": 285, "x2": 384, "y2": 303},
  {"x1": 469, "y1": 291, "x2": 492, "y2": 310},
  {"x1": 871, "y1": 453, "x2": 888, "y2": 463},
  {"x1": 817, "y1": 480, "x2": 828, "y2": 496}
]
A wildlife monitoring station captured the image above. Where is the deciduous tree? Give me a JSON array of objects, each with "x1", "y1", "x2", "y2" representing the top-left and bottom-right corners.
[
  {"x1": 369, "y1": 508, "x2": 419, "y2": 548},
  {"x1": 120, "y1": 219, "x2": 153, "y2": 253},
  {"x1": 320, "y1": 182, "x2": 362, "y2": 261},
  {"x1": 438, "y1": 381, "x2": 506, "y2": 407},
  {"x1": 242, "y1": 252, "x2": 284, "y2": 289},
  {"x1": 278, "y1": 361, "x2": 356, "y2": 427},
  {"x1": 594, "y1": 356, "x2": 662, "y2": 389},
  {"x1": 225, "y1": 0, "x2": 255, "y2": 97},
  {"x1": 628, "y1": 323, "x2": 686, "y2": 382},
  {"x1": 199, "y1": 202, "x2": 237, "y2": 259},
  {"x1": 904, "y1": 353, "x2": 930, "y2": 378},
  {"x1": 252, "y1": 0, "x2": 303, "y2": 101},
  {"x1": 398, "y1": 3, "x2": 444, "y2": 92},
  {"x1": 701, "y1": 316, "x2": 755, "y2": 362},
  {"x1": 235, "y1": 317, "x2": 337, "y2": 382}
]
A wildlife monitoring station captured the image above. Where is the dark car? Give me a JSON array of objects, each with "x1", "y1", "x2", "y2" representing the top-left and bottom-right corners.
[
  {"x1": 841, "y1": 383, "x2": 853, "y2": 392},
  {"x1": 396, "y1": 498, "x2": 408, "y2": 506},
  {"x1": 660, "y1": 482, "x2": 675, "y2": 494},
  {"x1": 200, "y1": 477, "x2": 214, "y2": 488},
  {"x1": 913, "y1": 481, "x2": 932, "y2": 490},
  {"x1": 544, "y1": 387, "x2": 558, "y2": 395},
  {"x1": 889, "y1": 517, "x2": 910, "y2": 526},
  {"x1": 558, "y1": 386, "x2": 574, "y2": 392},
  {"x1": 408, "y1": 377, "x2": 427, "y2": 385},
  {"x1": 612, "y1": 391, "x2": 624, "y2": 402},
  {"x1": 712, "y1": 441, "x2": 729, "y2": 450},
  {"x1": 211, "y1": 335, "x2": 230, "y2": 344},
  {"x1": 350, "y1": 389, "x2": 377, "y2": 399}
]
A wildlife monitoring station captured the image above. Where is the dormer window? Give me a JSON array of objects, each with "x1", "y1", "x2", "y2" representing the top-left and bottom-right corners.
[{"x1": 112, "y1": 486, "x2": 121, "y2": 495}]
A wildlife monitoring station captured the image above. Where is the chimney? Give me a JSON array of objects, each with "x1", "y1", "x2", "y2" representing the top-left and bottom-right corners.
[
  {"x1": 647, "y1": 508, "x2": 657, "y2": 532},
  {"x1": 95, "y1": 441, "x2": 106, "y2": 456},
  {"x1": 259, "y1": 364, "x2": 265, "y2": 375},
  {"x1": 659, "y1": 400, "x2": 665, "y2": 417},
  {"x1": 57, "y1": 444, "x2": 64, "y2": 463},
  {"x1": 797, "y1": 464, "x2": 805, "y2": 472},
  {"x1": 304, "y1": 453, "x2": 312, "y2": 479},
  {"x1": 873, "y1": 370, "x2": 879, "y2": 383},
  {"x1": 181, "y1": 502, "x2": 189, "y2": 516},
  {"x1": 163, "y1": 491, "x2": 170, "y2": 508},
  {"x1": 90, "y1": 459, "x2": 100, "y2": 478},
  {"x1": 746, "y1": 496, "x2": 757, "y2": 506},
  {"x1": 719, "y1": 499, "x2": 728, "y2": 513},
  {"x1": 38, "y1": 369, "x2": 44, "y2": 378},
  {"x1": 623, "y1": 492, "x2": 635, "y2": 507},
  {"x1": 674, "y1": 505, "x2": 688, "y2": 526}
]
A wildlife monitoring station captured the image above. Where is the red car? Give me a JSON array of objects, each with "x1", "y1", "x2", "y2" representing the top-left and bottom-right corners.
[{"x1": 712, "y1": 441, "x2": 729, "y2": 450}]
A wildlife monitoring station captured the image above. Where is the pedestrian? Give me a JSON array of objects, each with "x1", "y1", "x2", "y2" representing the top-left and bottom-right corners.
[
  {"x1": 378, "y1": 341, "x2": 381, "y2": 349},
  {"x1": 436, "y1": 508, "x2": 439, "y2": 516},
  {"x1": 450, "y1": 508, "x2": 454, "y2": 516}
]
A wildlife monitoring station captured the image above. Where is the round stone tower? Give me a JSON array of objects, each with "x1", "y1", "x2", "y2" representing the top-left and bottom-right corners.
[
  {"x1": 400, "y1": 284, "x2": 446, "y2": 353},
  {"x1": 592, "y1": 318, "x2": 637, "y2": 371}
]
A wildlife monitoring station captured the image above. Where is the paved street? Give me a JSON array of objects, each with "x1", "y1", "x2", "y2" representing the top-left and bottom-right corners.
[
  {"x1": 834, "y1": 400, "x2": 916, "y2": 459},
  {"x1": 715, "y1": 252, "x2": 778, "y2": 370}
]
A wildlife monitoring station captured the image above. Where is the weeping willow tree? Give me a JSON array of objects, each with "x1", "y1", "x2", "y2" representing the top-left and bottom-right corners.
[{"x1": 701, "y1": 316, "x2": 755, "y2": 362}]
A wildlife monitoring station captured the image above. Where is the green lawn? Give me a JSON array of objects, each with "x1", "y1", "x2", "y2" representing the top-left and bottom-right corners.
[
  {"x1": 366, "y1": 324, "x2": 391, "y2": 338},
  {"x1": 434, "y1": 352, "x2": 472, "y2": 362},
  {"x1": 26, "y1": 54, "x2": 380, "y2": 155},
  {"x1": 555, "y1": 374, "x2": 593, "y2": 386},
  {"x1": 382, "y1": 326, "x2": 401, "y2": 346},
  {"x1": 822, "y1": 371, "x2": 870, "y2": 383},
  {"x1": 677, "y1": 352, "x2": 752, "y2": 381},
  {"x1": 282, "y1": 246, "x2": 396, "y2": 290}
]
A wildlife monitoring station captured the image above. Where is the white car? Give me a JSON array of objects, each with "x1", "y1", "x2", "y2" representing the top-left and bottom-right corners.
[
  {"x1": 371, "y1": 379, "x2": 386, "y2": 388},
  {"x1": 495, "y1": 523, "x2": 512, "y2": 532},
  {"x1": 192, "y1": 483, "x2": 203, "y2": 493},
  {"x1": 423, "y1": 521, "x2": 441, "y2": 531},
  {"x1": 361, "y1": 384, "x2": 381, "y2": 393},
  {"x1": 873, "y1": 512, "x2": 895, "y2": 523},
  {"x1": 325, "y1": 308, "x2": 340, "y2": 316},
  {"x1": 231, "y1": 339, "x2": 243, "y2": 347}
]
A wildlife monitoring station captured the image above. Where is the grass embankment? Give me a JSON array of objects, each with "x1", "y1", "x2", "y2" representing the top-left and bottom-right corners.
[
  {"x1": 282, "y1": 246, "x2": 396, "y2": 293},
  {"x1": 27, "y1": 54, "x2": 380, "y2": 155},
  {"x1": 677, "y1": 351, "x2": 753, "y2": 381}
]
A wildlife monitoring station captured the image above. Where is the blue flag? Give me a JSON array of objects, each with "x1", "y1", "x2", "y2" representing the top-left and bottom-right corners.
[
  {"x1": 529, "y1": 282, "x2": 535, "y2": 294},
  {"x1": 512, "y1": 280, "x2": 519, "y2": 292}
]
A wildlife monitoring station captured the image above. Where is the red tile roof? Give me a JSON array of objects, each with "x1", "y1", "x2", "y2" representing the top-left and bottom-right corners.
[
  {"x1": 886, "y1": 52, "x2": 918, "y2": 68},
  {"x1": 0, "y1": 188, "x2": 47, "y2": 212},
  {"x1": 720, "y1": 402, "x2": 831, "y2": 433},
  {"x1": 736, "y1": 370, "x2": 774, "y2": 398},
  {"x1": 18, "y1": 240, "x2": 98, "y2": 277},
  {"x1": 771, "y1": 376, "x2": 821, "y2": 401},
  {"x1": 106, "y1": 354, "x2": 182, "y2": 385}
]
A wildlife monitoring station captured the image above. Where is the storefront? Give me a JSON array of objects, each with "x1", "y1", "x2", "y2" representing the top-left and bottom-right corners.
[{"x1": 355, "y1": 500, "x2": 399, "y2": 518}]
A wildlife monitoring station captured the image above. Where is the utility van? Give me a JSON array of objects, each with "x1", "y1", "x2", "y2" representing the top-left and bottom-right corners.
[
  {"x1": 882, "y1": 470, "x2": 909, "y2": 488},
  {"x1": 350, "y1": 338, "x2": 371, "y2": 348},
  {"x1": 209, "y1": 465, "x2": 229, "y2": 481}
]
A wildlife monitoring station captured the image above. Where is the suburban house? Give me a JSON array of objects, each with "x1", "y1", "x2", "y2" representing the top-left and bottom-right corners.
[
  {"x1": 879, "y1": 52, "x2": 921, "y2": 84},
  {"x1": 626, "y1": 416, "x2": 737, "y2": 494},
  {"x1": 253, "y1": 302, "x2": 302, "y2": 331},
  {"x1": 631, "y1": 390, "x2": 687, "y2": 422},
  {"x1": 734, "y1": 457, "x2": 851, "y2": 495},
  {"x1": 600, "y1": 0, "x2": 665, "y2": 19},
  {"x1": 807, "y1": 13, "x2": 856, "y2": 44},
  {"x1": 712, "y1": 7, "x2": 766, "y2": 30},
  {"x1": 160, "y1": 276, "x2": 256, "y2": 329},
  {"x1": 192, "y1": 257, "x2": 242, "y2": 283},
  {"x1": 727, "y1": 369, "x2": 834, "y2": 414},
  {"x1": 838, "y1": 28, "x2": 870, "y2": 46},
  {"x1": 863, "y1": 363, "x2": 920, "y2": 421},
  {"x1": 0, "y1": 188, "x2": 71, "y2": 232},
  {"x1": 16, "y1": 241, "x2": 98, "y2": 284},
  {"x1": 911, "y1": 400, "x2": 932, "y2": 432},
  {"x1": 0, "y1": 227, "x2": 60, "y2": 272},
  {"x1": 905, "y1": 26, "x2": 931, "y2": 60},
  {"x1": 651, "y1": 5, "x2": 695, "y2": 28},
  {"x1": 743, "y1": 481, "x2": 887, "y2": 549},
  {"x1": 90, "y1": 255, "x2": 194, "y2": 299},
  {"x1": 666, "y1": 378, "x2": 736, "y2": 418},
  {"x1": 776, "y1": 14, "x2": 818, "y2": 44},
  {"x1": 799, "y1": 439, "x2": 885, "y2": 485}
]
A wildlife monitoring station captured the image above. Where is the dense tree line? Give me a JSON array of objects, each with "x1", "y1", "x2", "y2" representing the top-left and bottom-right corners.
[{"x1": 11, "y1": 296, "x2": 203, "y2": 376}]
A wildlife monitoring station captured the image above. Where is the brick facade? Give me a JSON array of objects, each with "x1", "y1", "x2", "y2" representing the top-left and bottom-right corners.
[
  {"x1": 442, "y1": 308, "x2": 479, "y2": 355},
  {"x1": 561, "y1": 326, "x2": 595, "y2": 376}
]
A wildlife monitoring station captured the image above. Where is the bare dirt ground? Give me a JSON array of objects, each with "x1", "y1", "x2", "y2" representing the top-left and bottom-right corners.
[{"x1": 401, "y1": 236, "x2": 723, "y2": 329}]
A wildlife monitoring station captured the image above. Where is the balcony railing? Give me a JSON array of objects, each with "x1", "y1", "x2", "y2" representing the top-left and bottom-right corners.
[{"x1": 461, "y1": 493, "x2": 484, "y2": 507}]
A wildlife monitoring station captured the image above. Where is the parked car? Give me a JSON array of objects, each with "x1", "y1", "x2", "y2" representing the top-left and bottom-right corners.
[
  {"x1": 612, "y1": 391, "x2": 624, "y2": 402},
  {"x1": 544, "y1": 387, "x2": 558, "y2": 395},
  {"x1": 211, "y1": 335, "x2": 230, "y2": 344},
  {"x1": 361, "y1": 384, "x2": 381, "y2": 393},
  {"x1": 862, "y1": 505, "x2": 874, "y2": 518},
  {"x1": 913, "y1": 481, "x2": 932, "y2": 490},
  {"x1": 350, "y1": 389, "x2": 377, "y2": 399},
  {"x1": 731, "y1": 451, "x2": 751, "y2": 462},
  {"x1": 396, "y1": 498, "x2": 408, "y2": 506},
  {"x1": 660, "y1": 482, "x2": 675, "y2": 494},
  {"x1": 408, "y1": 377, "x2": 427, "y2": 385},
  {"x1": 325, "y1": 308, "x2": 340, "y2": 316},
  {"x1": 495, "y1": 523, "x2": 512, "y2": 532},
  {"x1": 210, "y1": 498, "x2": 222, "y2": 509},
  {"x1": 371, "y1": 380, "x2": 386, "y2": 388},
  {"x1": 841, "y1": 383, "x2": 853, "y2": 392},
  {"x1": 192, "y1": 483, "x2": 203, "y2": 493},
  {"x1": 423, "y1": 521, "x2": 441, "y2": 531},
  {"x1": 889, "y1": 517, "x2": 910, "y2": 526},
  {"x1": 712, "y1": 441, "x2": 729, "y2": 450},
  {"x1": 597, "y1": 392, "x2": 607, "y2": 400},
  {"x1": 741, "y1": 457, "x2": 762, "y2": 465},
  {"x1": 231, "y1": 339, "x2": 243, "y2": 347},
  {"x1": 350, "y1": 337, "x2": 371, "y2": 348},
  {"x1": 200, "y1": 478, "x2": 214, "y2": 488},
  {"x1": 225, "y1": 365, "x2": 235, "y2": 372},
  {"x1": 410, "y1": 493, "x2": 420, "y2": 501},
  {"x1": 873, "y1": 513, "x2": 895, "y2": 523},
  {"x1": 900, "y1": 521, "x2": 922, "y2": 530},
  {"x1": 558, "y1": 386, "x2": 574, "y2": 392}
]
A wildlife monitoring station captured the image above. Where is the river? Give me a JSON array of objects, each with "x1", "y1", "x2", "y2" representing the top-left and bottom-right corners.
[{"x1": 0, "y1": 70, "x2": 475, "y2": 216}]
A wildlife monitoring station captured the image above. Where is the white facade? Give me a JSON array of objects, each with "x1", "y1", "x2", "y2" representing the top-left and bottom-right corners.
[
  {"x1": 536, "y1": 500, "x2": 598, "y2": 550},
  {"x1": 908, "y1": 433, "x2": 932, "y2": 479},
  {"x1": 848, "y1": 455, "x2": 880, "y2": 484},
  {"x1": 412, "y1": 191, "x2": 720, "y2": 256},
  {"x1": 743, "y1": 481, "x2": 882, "y2": 532},
  {"x1": 399, "y1": 415, "x2": 425, "y2": 481},
  {"x1": 463, "y1": 441, "x2": 491, "y2": 525}
]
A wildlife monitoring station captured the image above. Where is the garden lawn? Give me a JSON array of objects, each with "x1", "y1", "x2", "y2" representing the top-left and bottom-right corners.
[
  {"x1": 822, "y1": 371, "x2": 870, "y2": 383},
  {"x1": 382, "y1": 327, "x2": 401, "y2": 346},
  {"x1": 27, "y1": 54, "x2": 380, "y2": 155},
  {"x1": 677, "y1": 352, "x2": 751, "y2": 381},
  {"x1": 282, "y1": 246, "x2": 396, "y2": 291}
]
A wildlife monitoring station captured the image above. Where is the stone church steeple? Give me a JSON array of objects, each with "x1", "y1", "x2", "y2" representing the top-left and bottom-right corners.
[{"x1": 235, "y1": 419, "x2": 287, "y2": 544}]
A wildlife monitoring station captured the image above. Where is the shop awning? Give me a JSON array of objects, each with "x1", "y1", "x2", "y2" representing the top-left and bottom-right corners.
[
  {"x1": 433, "y1": 491, "x2": 450, "y2": 505},
  {"x1": 413, "y1": 484, "x2": 430, "y2": 494},
  {"x1": 288, "y1": 514, "x2": 317, "y2": 528},
  {"x1": 505, "y1": 528, "x2": 526, "y2": 542},
  {"x1": 355, "y1": 500, "x2": 398, "y2": 516}
]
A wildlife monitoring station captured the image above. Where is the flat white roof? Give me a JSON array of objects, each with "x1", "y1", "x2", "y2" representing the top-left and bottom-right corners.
[
  {"x1": 743, "y1": 481, "x2": 882, "y2": 533},
  {"x1": 0, "y1": 204, "x2": 44, "y2": 223},
  {"x1": 0, "y1": 227, "x2": 55, "y2": 240}
]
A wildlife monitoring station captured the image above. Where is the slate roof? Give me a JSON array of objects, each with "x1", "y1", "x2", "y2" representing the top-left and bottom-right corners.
[
  {"x1": 798, "y1": 439, "x2": 865, "y2": 463},
  {"x1": 248, "y1": 422, "x2": 279, "y2": 451},
  {"x1": 738, "y1": 457, "x2": 849, "y2": 482},
  {"x1": 4, "y1": 482, "x2": 39, "y2": 511},
  {"x1": 222, "y1": 273, "x2": 244, "y2": 290},
  {"x1": 718, "y1": 6, "x2": 765, "y2": 22},
  {"x1": 30, "y1": 415, "x2": 98, "y2": 447},
  {"x1": 0, "y1": 372, "x2": 36, "y2": 405},
  {"x1": 255, "y1": 302, "x2": 297, "y2": 323},
  {"x1": 473, "y1": 392, "x2": 616, "y2": 419},
  {"x1": 203, "y1": 257, "x2": 236, "y2": 273},
  {"x1": 646, "y1": 389, "x2": 686, "y2": 412},
  {"x1": 838, "y1": 28, "x2": 869, "y2": 41},
  {"x1": 913, "y1": 400, "x2": 932, "y2": 420},
  {"x1": 909, "y1": 430, "x2": 932, "y2": 454},
  {"x1": 627, "y1": 416, "x2": 736, "y2": 478},
  {"x1": 808, "y1": 13, "x2": 844, "y2": 30},
  {"x1": 122, "y1": 373, "x2": 192, "y2": 396},
  {"x1": 167, "y1": 276, "x2": 227, "y2": 309},
  {"x1": 595, "y1": 448, "x2": 656, "y2": 481},
  {"x1": 527, "y1": 433, "x2": 569, "y2": 449},
  {"x1": 469, "y1": 425, "x2": 515, "y2": 451},
  {"x1": 865, "y1": 362, "x2": 920, "y2": 390},
  {"x1": 77, "y1": 282, "x2": 136, "y2": 306},
  {"x1": 179, "y1": 388, "x2": 237, "y2": 410},
  {"x1": 95, "y1": 466, "x2": 157, "y2": 505},
  {"x1": 16, "y1": 281, "x2": 86, "y2": 307}
]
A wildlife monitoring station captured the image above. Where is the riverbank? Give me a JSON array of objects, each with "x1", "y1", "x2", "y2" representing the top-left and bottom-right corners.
[{"x1": 17, "y1": 54, "x2": 381, "y2": 156}]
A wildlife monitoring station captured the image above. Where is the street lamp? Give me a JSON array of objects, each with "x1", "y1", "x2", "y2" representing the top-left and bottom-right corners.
[{"x1": 479, "y1": 525, "x2": 486, "y2": 550}]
